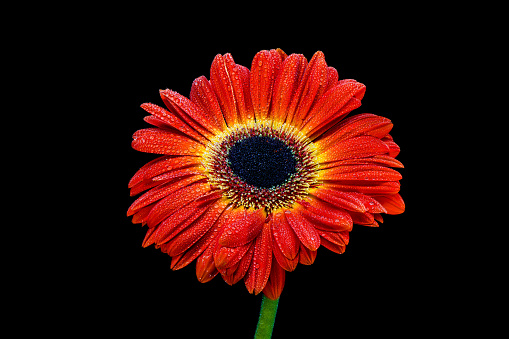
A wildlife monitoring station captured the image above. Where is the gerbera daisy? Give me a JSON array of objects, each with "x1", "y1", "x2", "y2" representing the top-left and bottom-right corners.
[{"x1": 127, "y1": 49, "x2": 404, "y2": 303}]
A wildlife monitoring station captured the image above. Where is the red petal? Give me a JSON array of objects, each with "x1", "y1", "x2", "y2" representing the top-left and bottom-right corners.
[
  {"x1": 319, "y1": 155, "x2": 404, "y2": 170},
  {"x1": 316, "y1": 135, "x2": 389, "y2": 162},
  {"x1": 218, "y1": 208, "x2": 266, "y2": 247},
  {"x1": 159, "y1": 89, "x2": 218, "y2": 138},
  {"x1": 302, "y1": 79, "x2": 366, "y2": 135},
  {"x1": 262, "y1": 257, "x2": 285, "y2": 300},
  {"x1": 196, "y1": 244, "x2": 219, "y2": 283},
  {"x1": 325, "y1": 66, "x2": 339, "y2": 91},
  {"x1": 271, "y1": 232, "x2": 299, "y2": 272},
  {"x1": 151, "y1": 200, "x2": 211, "y2": 246},
  {"x1": 289, "y1": 51, "x2": 329, "y2": 128},
  {"x1": 319, "y1": 164, "x2": 402, "y2": 182},
  {"x1": 244, "y1": 223, "x2": 272, "y2": 295},
  {"x1": 132, "y1": 128, "x2": 205, "y2": 156},
  {"x1": 284, "y1": 210, "x2": 321, "y2": 251},
  {"x1": 384, "y1": 139, "x2": 401, "y2": 158},
  {"x1": 143, "y1": 190, "x2": 220, "y2": 247},
  {"x1": 319, "y1": 229, "x2": 349, "y2": 246},
  {"x1": 214, "y1": 242, "x2": 252, "y2": 270},
  {"x1": 270, "y1": 53, "x2": 308, "y2": 123},
  {"x1": 210, "y1": 54, "x2": 250, "y2": 126},
  {"x1": 170, "y1": 206, "x2": 226, "y2": 271},
  {"x1": 350, "y1": 211, "x2": 376, "y2": 226},
  {"x1": 297, "y1": 198, "x2": 353, "y2": 232},
  {"x1": 145, "y1": 181, "x2": 209, "y2": 228},
  {"x1": 140, "y1": 103, "x2": 208, "y2": 143},
  {"x1": 324, "y1": 181, "x2": 401, "y2": 194},
  {"x1": 220, "y1": 243, "x2": 254, "y2": 285},
  {"x1": 299, "y1": 244, "x2": 317, "y2": 265},
  {"x1": 319, "y1": 231, "x2": 347, "y2": 254},
  {"x1": 127, "y1": 175, "x2": 205, "y2": 216},
  {"x1": 237, "y1": 64, "x2": 254, "y2": 124},
  {"x1": 131, "y1": 204, "x2": 152, "y2": 225},
  {"x1": 346, "y1": 193, "x2": 387, "y2": 213},
  {"x1": 312, "y1": 188, "x2": 368, "y2": 213},
  {"x1": 319, "y1": 114, "x2": 393, "y2": 148},
  {"x1": 371, "y1": 193, "x2": 405, "y2": 214},
  {"x1": 128, "y1": 155, "x2": 201, "y2": 189},
  {"x1": 250, "y1": 50, "x2": 282, "y2": 122},
  {"x1": 190, "y1": 76, "x2": 227, "y2": 132},
  {"x1": 308, "y1": 98, "x2": 363, "y2": 140},
  {"x1": 271, "y1": 211, "x2": 300, "y2": 259},
  {"x1": 165, "y1": 198, "x2": 229, "y2": 256},
  {"x1": 150, "y1": 167, "x2": 205, "y2": 182}
]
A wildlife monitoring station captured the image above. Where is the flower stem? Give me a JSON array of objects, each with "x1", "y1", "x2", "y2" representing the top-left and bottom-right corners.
[{"x1": 254, "y1": 295, "x2": 279, "y2": 339}]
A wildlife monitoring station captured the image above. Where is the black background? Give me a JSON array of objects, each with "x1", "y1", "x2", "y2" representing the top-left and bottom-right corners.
[{"x1": 87, "y1": 15, "x2": 448, "y2": 338}]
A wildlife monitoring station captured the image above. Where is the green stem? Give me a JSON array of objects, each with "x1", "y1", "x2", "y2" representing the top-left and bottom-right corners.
[{"x1": 254, "y1": 295, "x2": 279, "y2": 339}]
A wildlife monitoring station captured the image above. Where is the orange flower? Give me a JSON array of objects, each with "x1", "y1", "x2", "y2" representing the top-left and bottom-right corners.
[{"x1": 127, "y1": 49, "x2": 404, "y2": 300}]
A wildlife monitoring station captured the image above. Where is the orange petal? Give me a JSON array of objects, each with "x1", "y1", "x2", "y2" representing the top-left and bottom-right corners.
[
  {"x1": 218, "y1": 208, "x2": 266, "y2": 247},
  {"x1": 132, "y1": 128, "x2": 205, "y2": 156},
  {"x1": 190, "y1": 76, "x2": 227, "y2": 132},
  {"x1": 284, "y1": 210, "x2": 321, "y2": 251}
]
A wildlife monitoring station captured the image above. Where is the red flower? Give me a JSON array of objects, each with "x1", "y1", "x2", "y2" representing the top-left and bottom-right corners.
[{"x1": 127, "y1": 49, "x2": 404, "y2": 300}]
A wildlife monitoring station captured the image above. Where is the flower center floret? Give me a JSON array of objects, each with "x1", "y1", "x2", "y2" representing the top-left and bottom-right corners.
[
  {"x1": 203, "y1": 121, "x2": 318, "y2": 213},
  {"x1": 228, "y1": 136, "x2": 297, "y2": 189}
]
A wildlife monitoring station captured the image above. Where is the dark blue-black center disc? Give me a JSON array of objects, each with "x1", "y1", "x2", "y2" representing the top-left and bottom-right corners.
[{"x1": 227, "y1": 136, "x2": 297, "y2": 188}]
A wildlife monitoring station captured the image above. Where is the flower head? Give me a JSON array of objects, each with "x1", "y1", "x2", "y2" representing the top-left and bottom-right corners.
[{"x1": 127, "y1": 49, "x2": 405, "y2": 300}]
